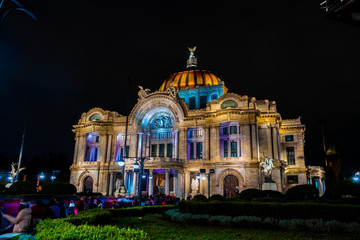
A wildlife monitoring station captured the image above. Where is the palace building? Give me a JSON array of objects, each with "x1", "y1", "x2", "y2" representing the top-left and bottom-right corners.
[{"x1": 69, "y1": 48, "x2": 325, "y2": 198}]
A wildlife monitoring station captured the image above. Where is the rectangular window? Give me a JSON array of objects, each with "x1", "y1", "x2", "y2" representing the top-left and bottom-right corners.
[
  {"x1": 151, "y1": 144, "x2": 157, "y2": 157},
  {"x1": 285, "y1": 135, "x2": 294, "y2": 142},
  {"x1": 196, "y1": 142, "x2": 202, "y2": 159},
  {"x1": 287, "y1": 175, "x2": 298, "y2": 184},
  {"x1": 159, "y1": 144, "x2": 165, "y2": 157},
  {"x1": 189, "y1": 143, "x2": 194, "y2": 159},
  {"x1": 224, "y1": 141, "x2": 228, "y2": 157},
  {"x1": 286, "y1": 147, "x2": 295, "y2": 165},
  {"x1": 231, "y1": 141, "x2": 237, "y2": 157},
  {"x1": 200, "y1": 96, "x2": 207, "y2": 108},
  {"x1": 95, "y1": 136, "x2": 100, "y2": 142},
  {"x1": 167, "y1": 144, "x2": 173, "y2": 158},
  {"x1": 189, "y1": 97, "x2": 196, "y2": 110},
  {"x1": 223, "y1": 127, "x2": 228, "y2": 135},
  {"x1": 230, "y1": 126, "x2": 237, "y2": 134}
]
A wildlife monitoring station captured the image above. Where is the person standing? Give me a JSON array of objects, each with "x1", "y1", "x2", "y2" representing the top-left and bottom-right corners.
[
  {"x1": 1, "y1": 201, "x2": 32, "y2": 234},
  {"x1": 85, "y1": 197, "x2": 97, "y2": 210},
  {"x1": 76, "y1": 196, "x2": 85, "y2": 214}
]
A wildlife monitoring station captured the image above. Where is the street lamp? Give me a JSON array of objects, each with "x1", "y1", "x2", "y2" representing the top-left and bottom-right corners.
[
  {"x1": 123, "y1": 157, "x2": 148, "y2": 206},
  {"x1": 50, "y1": 175, "x2": 56, "y2": 182},
  {"x1": 200, "y1": 169, "x2": 215, "y2": 198}
]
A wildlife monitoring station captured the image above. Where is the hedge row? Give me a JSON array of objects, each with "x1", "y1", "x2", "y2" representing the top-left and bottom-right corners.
[
  {"x1": 165, "y1": 209, "x2": 360, "y2": 233},
  {"x1": 109, "y1": 205, "x2": 176, "y2": 218},
  {"x1": 178, "y1": 201, "x2": 360, "y2": 222},
  {"x1": 36, "y1": 219, "x2": 147, "y2": 240}
]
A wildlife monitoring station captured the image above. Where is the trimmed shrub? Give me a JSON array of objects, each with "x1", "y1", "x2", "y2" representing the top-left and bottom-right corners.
[
  {"x1": 238, "y1": 188, "x2": 264, "y2": 200},
  {"x1": 76, "y1": 192, "x2": 103, "y2": 197},
  {"x1": 66, "y1": 208, "x2": 111, "y2": 225},
  {"x1": 36, "y1": 219, "x2": 148, "y2": 240},
  {"x1": 209, "y1": 194, "x2": 224, "y2": 201},
  {"x1": 9, "y1": 181, "x2": 36, "y2": 194},
  {"x1": 109, "y1": 205, "x2": 175, "y2": 218},
  {"x1": 42, "y1": 182, "x2": 77, "y2": 195},
  {"x1": 263, "y1": 190, "x2": 284, "y2": 199},
  {"x1": 178, "y1": 201, "x2": 360, "y2": 222},
  {"x1": 285, "y1": 184, "x2": 319, "y2": 201},
  {"x1": 325, "y1": 180, "x2": 360, "y2": 200},
  {"x1": 165, "y1": 210, "x2": 360, "y2": 233},
  {"x1": 192, "y1": 194, "x2": 207, "y2": 201}
]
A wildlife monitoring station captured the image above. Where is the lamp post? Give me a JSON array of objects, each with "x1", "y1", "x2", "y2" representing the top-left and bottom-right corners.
[
  {"x1": 200, "y1": 169, "x2": 215, "y2": 198},
  {"x1": 122, "y1": 157, "x2": 148, "y2": 206}
]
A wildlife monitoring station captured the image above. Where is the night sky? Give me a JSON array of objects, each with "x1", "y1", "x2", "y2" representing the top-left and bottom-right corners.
[{"x1": 1, "y1": 0, "x2": 359, "y2": 177}]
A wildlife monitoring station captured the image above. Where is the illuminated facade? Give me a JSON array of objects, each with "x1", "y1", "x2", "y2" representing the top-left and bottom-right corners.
[{"x1": 70, "y1": 48, "x2": 325, "y2": 197}]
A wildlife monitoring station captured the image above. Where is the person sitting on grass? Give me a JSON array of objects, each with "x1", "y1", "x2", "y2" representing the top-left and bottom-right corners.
[
  {"x1": 85, "y1": 197, "x2": 97, "y2": 210},
  {"x1": 0, "y1": 200, "x2": 32, "y2": 234}
]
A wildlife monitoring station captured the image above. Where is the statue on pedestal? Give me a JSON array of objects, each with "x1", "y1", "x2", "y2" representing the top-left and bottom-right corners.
[
  {"x1": 260, "y1": 153, "x2": 277, "y2": 191},
  {"x1": 191, "y1": 178, "x2": 199, "y2": 195}
]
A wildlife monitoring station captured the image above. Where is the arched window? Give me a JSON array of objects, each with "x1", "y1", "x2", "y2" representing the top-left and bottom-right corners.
[
  {"x1": 211, "y1": 94, "x2": 218, "y2": 100},
  {"x1": 89, "y1": 114, "x2": 101, "y2": 121},
  {"x1": 200, "y1": 95, "x2": 207, "y2": 108}
]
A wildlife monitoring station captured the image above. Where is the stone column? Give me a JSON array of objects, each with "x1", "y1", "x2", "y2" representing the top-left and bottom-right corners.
[
  {"x1": 173, "y1": 171, "x2": 178, "y2": 195},
  {"x1": 173, "y1": 130, "x2": 179, "y2": 159},
  {"x1": 98, "y1": 133, "x2": 107, "y2": 163},
  {"x1": 184, "y1": 171, "x2": 190, "y2": 199},
  {"x1": 251, "y1": 124, "x2": 258, "y2": 160},
  {"x1": 137, "y1": 133, "x2": 143, "y2": 158},
  {"x1": 165, "y1": 169, "x2": 170, "y2": 195},
  {"x1": 177, "y1": 171, "x2": 183, "y2": 198},
  {"x1": 129, "y1": 133, "x2": 138, "y2": 158},
  {"x1": 205, "y1": 126, "x2": 210, "y2": 160},
  {"x1": 272, "y1": 126, "x2": 279, "y2": 160},
  {"x1": 145, "y1": 134, "x2": 150, "y2": 157},
  {"x1": 106, "y1": 134, "x2": 112, "y2": 163},
  {"x1": 179, "y1": 128, "x2": 187, "y2": 160},
  {"x1": 73, "y1": 135, "x2": 80, "y2": 164},
  {"x1": 148, "y1": 169, "x2": 154, "y2": 196},
  {"x1": 210, "y1": 125, "x2": 220, "y2": 159},
  {"x1": 77, "y1": 134, "x2": 87, "y2": 163},
  {"x1": 132, "y1": 171, "x2": 137, "y2": 195},
  {"x1": 108, "y1": 172, "x2": 114, "y2": 196}
]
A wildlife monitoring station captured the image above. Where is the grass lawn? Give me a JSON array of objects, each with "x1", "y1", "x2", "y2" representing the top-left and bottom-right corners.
[{"x1": 112, "y1": 215, "x2": 358, "y2": 240}]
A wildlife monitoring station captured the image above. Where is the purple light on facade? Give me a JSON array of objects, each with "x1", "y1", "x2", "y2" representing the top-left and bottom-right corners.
[{"x1": 153, "y1": 169, "x2": 165, "y2": 173}]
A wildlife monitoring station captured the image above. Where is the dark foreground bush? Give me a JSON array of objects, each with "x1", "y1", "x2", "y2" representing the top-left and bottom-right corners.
[
  {"x1": 193, "y1": 194, "x2": 207, "y2": 201},
  {"x1": 178, "y1": 201, "x2": 360, "y2": 222},
  {"x1": 209, "y1": 194, "x2": 224, "y2": 201},
  {"x1": 76, "y1": 192, "x2": 103, "y2": 197},
  {"x1": 9, "y1": 181, "x2": 36, "y2": 194},
  {"x1": 285, "y1": 184, "x2": 319, "y2": 201},
  {"x1": 325, "y1": 180, "x2": 360, "y2": 200},
  {"x1": 36, "y1": 219, "x2": 148, "y2": 240},
  {"x1": 0, "y1": 184, "x2": 5, "y2": 193},
  {"x1": 42, "y1": 182, "x2": 77, "y2": 195},
  {"x1": 263, "y1": 190, "x2": 284, "y2": 199},
  {"x1": 238, "y1": 188, "x2": 264, "y2": 200}
]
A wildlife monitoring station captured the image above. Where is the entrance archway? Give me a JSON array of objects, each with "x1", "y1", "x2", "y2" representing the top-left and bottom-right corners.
[
  {"x1": 223, "y1": 175, "x2": 239, "y2": 198},
  {"x1": 83, "y1": 176, "x2": 93, "y2": 193}
]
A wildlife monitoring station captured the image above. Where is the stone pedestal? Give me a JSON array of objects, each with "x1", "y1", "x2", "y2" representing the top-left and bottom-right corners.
[{"x1": 262, "y1": 179, "x2": 277, "y2": 191}]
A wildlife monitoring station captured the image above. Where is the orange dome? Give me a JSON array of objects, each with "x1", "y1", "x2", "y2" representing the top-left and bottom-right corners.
[{"x1": 159, "y1": 69, "x2": 222, "y2": 91}]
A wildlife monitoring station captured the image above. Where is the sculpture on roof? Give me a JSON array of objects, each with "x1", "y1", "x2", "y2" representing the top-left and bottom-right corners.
[{"x1": 138, "y1": 86, "x2": 151, "y2": 100}]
